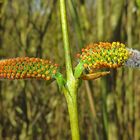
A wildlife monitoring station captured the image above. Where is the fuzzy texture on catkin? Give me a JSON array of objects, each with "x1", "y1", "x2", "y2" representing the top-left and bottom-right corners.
[
  {"x1": 125, "y1": 48, "x2": 140, "y2": 68},
  {"x1": 0, "y1": 57, "x2": 59, "y2": 80}
]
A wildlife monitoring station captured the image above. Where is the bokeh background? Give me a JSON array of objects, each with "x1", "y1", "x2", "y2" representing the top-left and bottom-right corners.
[{"x1": 0, "y1": 0, "x2": 140, "y2": 140}]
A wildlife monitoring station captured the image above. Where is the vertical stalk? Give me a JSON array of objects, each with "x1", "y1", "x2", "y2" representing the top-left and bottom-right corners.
[
  {"x1": 59, "y1": 0, "x2": 73, "y2": 80},
  {"x1": 67, "y1": 99, "x2": 79, "y2": 140},
  {"x1": 63, "y1": 82, "x2": 80, "y2": 140},
  {"x1": 68, "y1": 1, "x2": 99, "y2": 139},
  {"x1": 59, "y1": 0, "x2": 80, "y2": 140}
]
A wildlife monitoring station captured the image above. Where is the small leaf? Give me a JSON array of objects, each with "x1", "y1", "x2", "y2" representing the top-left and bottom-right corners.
[
  {"x1": 74, "y1": 62, "x2": 84, "y2": 78},
  {"x1": 55, "y1": 72, "x2": 66, "y2": 91}
]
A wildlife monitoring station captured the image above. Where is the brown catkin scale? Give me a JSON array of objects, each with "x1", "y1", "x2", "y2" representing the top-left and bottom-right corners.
[
  {"x1": 0, "y1": 57, "x2": 59, "y2": 81},
  {"x1": 78, "y1": 42, "x2": 131, "y2": 71}
]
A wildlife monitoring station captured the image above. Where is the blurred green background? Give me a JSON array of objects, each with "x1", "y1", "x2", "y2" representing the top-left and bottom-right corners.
[{"x1": 0, "y1": 0, "x2": 140, "y2": 140}]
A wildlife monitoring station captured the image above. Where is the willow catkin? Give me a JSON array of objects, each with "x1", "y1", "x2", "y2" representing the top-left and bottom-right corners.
[
  {"x1": 77, "y1": 42, "x2": 131, "y2": 72},
  {"x1": 0, "y1": 57, "x2": 59, "y2": 80}
]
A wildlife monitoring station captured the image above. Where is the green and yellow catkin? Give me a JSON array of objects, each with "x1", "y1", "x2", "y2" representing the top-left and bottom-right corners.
[
  {"x1": 0, "y1": 57, "x2": 59, "y2": 80},
  {"x1": 77, "y1": 42, "x2": 131, "y2": 72}
]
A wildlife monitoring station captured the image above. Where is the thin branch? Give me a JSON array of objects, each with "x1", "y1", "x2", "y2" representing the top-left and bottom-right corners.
[{"x1": 59, "y1": 0, "x2": 73, "y2": 80}]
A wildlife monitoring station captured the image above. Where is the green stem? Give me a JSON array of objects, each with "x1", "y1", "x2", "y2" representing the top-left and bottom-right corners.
[
  {"x1": 59, "y1": 0, "x2": 80, "y2": 140},
  {"x1": 59, "y1": 0, "x2": 73, "y2": 80},
  {"x1": 67, "y1": 97, "x2": 80, "y2": 140},
  {"x1": 64, "y1": 82, "x2": 80, "y2": 140}
]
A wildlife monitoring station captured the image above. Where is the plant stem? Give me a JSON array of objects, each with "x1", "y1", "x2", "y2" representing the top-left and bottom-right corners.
[
  {"x1": 67, "y1": 96, "x2": 80, "y2": 140},
  {"x1": 59, "y1": 0, "x2": 80, "y2": 140},
  {"x1": 59, "y1": 0, "x2": 73, "y2": 80},
  {"x1": 63, "y1": 81, "x2": 80, "y2": 140}
]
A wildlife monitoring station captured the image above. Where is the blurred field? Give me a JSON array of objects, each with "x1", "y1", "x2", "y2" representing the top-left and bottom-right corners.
[{"x1": 0, "y1": 0, "x2": 140, "y2": 140}]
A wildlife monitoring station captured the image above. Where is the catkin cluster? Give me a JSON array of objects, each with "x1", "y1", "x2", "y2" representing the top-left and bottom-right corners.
[
  {"x1": 77, "y1": 42, "x2": 130, "y2": 71},
  {"x1": 0, "y1": 57, "x2": 59, "y2": 80}
]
